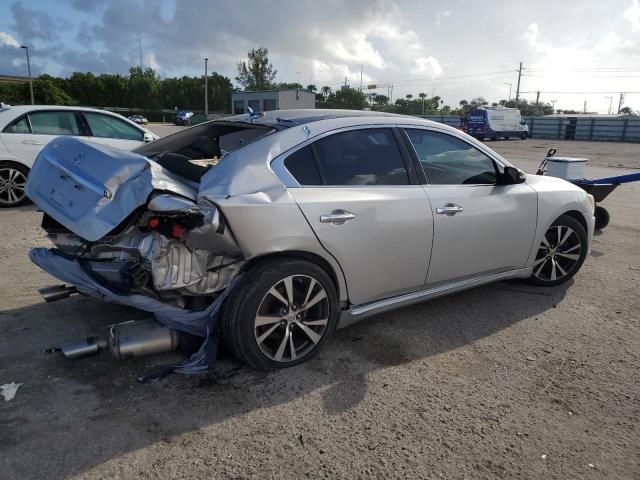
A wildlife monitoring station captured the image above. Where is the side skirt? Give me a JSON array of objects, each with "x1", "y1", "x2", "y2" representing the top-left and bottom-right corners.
[{"x1": 337, "y1": 267, "x2": 533, "y2": 329}]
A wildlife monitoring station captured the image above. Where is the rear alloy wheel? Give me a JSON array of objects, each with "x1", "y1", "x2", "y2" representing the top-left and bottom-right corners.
[
  {"x1": 0, "y1": 164, "x2": 29, "y2": 208},
  {"x1": 528, "y1": 215, "x2": 588, "y2": 286},
  {"x1": 222, "y1": 258, "x2": 338, "y2": 370}
]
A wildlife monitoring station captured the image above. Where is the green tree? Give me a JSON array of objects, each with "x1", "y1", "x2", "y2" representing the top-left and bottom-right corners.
[
  {"x1": 619, "y1": 106, "x2": 637, "y2": 116},
  {"x1": 318, "y1": 87, "x2": 367, "y2": 110},
  {"x1": 236, "y1": 47, "x2": 277, "y2": 91},
  {"x1": 306, "y1": 84, "x2": 317, "y2": 92},
  {"x1": 320, "y1": 86, "x2": 332, "y2": 99}
]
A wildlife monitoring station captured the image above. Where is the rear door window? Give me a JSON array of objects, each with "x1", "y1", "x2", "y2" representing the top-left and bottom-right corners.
[
  {"x1": 84, "y1": 112, "x2": 143, "y2": 141},
  {"x1": 312, "y1": 128, "x2": 410, "y2": 186},
  {"x1": 29, "y1": 111, "x2": 80, "y2": 135},
  {"x1": 3, "y1": 116, "x2": 30, "y2": 133}
]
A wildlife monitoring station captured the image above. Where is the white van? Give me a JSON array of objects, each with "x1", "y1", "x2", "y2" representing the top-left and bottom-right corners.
[{"x1": 464, "y1": 106, "x2": 529, "y2": 140}]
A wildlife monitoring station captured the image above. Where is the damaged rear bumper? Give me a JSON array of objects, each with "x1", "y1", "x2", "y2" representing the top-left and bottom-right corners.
[{"x1": 30, "y1": 248, "x2": 239, "y2": 373}]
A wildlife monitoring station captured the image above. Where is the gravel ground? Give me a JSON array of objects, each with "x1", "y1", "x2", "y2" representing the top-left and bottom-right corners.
[{"x1": 0, "y1": 137, "x2": 638, "y2": 479}]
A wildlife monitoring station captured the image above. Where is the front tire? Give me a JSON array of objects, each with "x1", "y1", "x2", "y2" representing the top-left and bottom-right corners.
[
  {"x1": 0, "y1": 162, "x2": 29, "y2": 208},
  {"x1": 521, "y1": 132, "x2": 528, "y2": 140},
  {"x1": 527, "y1": 214, "x2": 588, "y2": 286},
  {"x1": 221, "y1": 257, "x2": 339, "y2": 370}
]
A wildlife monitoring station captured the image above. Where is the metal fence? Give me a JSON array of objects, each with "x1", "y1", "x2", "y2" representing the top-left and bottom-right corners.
[{"x1": 419, "y1": 115, "x2": 640, "y2": 143}]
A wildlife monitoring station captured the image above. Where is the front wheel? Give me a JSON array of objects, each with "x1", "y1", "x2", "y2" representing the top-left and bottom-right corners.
[
  {"x1": 521, "y1": 132, "x2": 528, "y2": 140},
  {"x1": 0, "y1": 163, "x2": 29, "y2": 208},
  {"x1": 527, "y1": 214, "x2": 588, "y2": 286},
  {"x1": 221, "y1": 257, "x2": 339, "y2": 370}
]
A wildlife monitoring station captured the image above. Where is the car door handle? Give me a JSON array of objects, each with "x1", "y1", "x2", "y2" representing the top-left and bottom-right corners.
[
  {"x1": 21, "y1": 140, "x2": 43, "y2": 146},
  {"x1": 436, "y1": 203, "x2": 464, "y2": 216},
  {"x1": 320, "y1": 209, "x2": 355, "y2": 225}
]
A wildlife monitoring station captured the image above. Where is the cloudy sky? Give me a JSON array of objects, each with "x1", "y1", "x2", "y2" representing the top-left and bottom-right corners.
[{"x1": 1, "y1": 0, "x2": 640, "y2": 112}]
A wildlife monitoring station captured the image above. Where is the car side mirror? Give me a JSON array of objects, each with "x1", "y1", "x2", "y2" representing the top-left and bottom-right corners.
[
  {"x1": 499, "y1": 166, "x2": 525, "y2": 185},
  {"x1": 143, "y1": 132, "x2": 154, "y2": 143}
]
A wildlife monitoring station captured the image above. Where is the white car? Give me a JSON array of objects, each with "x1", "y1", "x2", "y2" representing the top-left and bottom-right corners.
[{"x1": 0, "y1": 105, "x2": 159, "y2": 207}]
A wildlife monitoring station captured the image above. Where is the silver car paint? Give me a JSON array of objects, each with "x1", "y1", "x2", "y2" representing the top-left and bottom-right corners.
[
  {"x1": 26, "y1": 136, "x2": 197, "y2": 241},
  {"x1": 27, "y1": 112, "x2": 594, "y2": 328}
]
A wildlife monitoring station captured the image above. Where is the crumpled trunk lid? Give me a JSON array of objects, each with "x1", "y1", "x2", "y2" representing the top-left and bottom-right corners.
[{"x1": 26, "y1": 136, "x2": 196, "y2": 241}]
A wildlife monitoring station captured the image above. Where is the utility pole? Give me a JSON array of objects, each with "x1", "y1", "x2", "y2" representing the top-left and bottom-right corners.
[
  {"x1": 583, "y1": 99, "x2": 587, "y2": 114},
  {"x1": 344, "y1": 76, "x2": 348, "y2": 89},
  {"x1": 535, "y1": 91, "x2": 540, "y2": 115},
  {"x1": 358, "y1": 65, "x2": 363, "y2": 92},
  {"x1": 617, "y1": 92, "x2": 625, "y2": 114},
  {"x1": 138, "y1": 38, "x2": 143, "y2": 71},
  {"x1": 605, "y1": 96, "x2": 613, "y2": 115},
  {"x1": 514, "y1": 62, "x2": 523, "y2": 108},
  {"x1": 20, "y1": 45, "x2": 34, "y2": 105},
  {"x1": 204, "y1": 58, "x2": 208, "y2": 117},
  {"x1": 550, "y1": 99, "x2": 557, "y2": 112}
]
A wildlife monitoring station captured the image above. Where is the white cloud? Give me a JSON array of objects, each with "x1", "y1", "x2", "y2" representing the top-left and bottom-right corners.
[
  {"x1": 435, "y1": 9, "x2": 451, "y2": 27},
  {"x1": 0, "y1": 31, "x2": 19, "y2": 48},
  {"x1": 624, "y1": 0, "x2": 640, "y2": 33},
  {"x1": 411, "y1": 57, "x2": 443, "y2": 77}
]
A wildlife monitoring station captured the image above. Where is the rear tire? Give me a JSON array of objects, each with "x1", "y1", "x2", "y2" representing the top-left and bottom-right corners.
[
  {"x1": 0, "y1": 162, "x2": 30, "y2": 208},
  {"x1": 221, "y1": 257, "x2": 339, "y2": 370},
  {"x1": 521, "y1": 132, "x2": 528, "y2": 140},
  {"x1": 527, "y1": 214, "x2": 588, "y2": 286}
]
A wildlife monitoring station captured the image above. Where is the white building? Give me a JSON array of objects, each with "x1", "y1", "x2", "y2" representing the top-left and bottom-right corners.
[{"x1": 231, "y1": 89, "x2": 315, "y2": 114}]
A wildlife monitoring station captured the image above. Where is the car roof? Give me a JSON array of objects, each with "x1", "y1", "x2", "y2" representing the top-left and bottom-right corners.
[{"x1": 223, "y1": 109, "x2": 408, "y2": 129}]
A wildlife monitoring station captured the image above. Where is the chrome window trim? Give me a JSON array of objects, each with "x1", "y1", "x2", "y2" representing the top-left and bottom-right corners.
[{"x1": 270, "y1": 124, "x2": 413, "y2": 189}]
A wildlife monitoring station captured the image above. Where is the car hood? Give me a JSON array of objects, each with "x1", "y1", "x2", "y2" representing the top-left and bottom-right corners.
[{"x1": 26, "y1": 136, "x2": 197, "y2": 241}]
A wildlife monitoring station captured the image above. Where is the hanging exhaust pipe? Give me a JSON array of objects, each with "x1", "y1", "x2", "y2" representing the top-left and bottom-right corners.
[
  {"x1": 39, "y1": 284, "x2": 78, "y2": 303},
  {"x1": 59, "y1": 320, "x2": 179, "y2": 360},
  {"x1": 61, "y1": 336, "x2": 108, "y2": 360}
]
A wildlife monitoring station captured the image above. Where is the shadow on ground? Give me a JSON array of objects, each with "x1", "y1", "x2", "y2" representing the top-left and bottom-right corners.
[{"x1": 0, "y1": 279, "x2": 570, "y2": 478}]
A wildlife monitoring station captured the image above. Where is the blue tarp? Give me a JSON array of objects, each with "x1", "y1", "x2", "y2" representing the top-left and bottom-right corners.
[{"x1": 30, "y1": 248, "x2": 238, "y2": 374}]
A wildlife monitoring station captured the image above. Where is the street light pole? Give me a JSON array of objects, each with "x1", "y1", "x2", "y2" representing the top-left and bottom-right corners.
[
  {"x1": 138, "y1": 38, "x2": 143, "y2": 71},
  {"x1": 357, "y1": 64, "x2": 363, "y2": 92},
  {"x1": 20, "y1": 45, "x2": 34, "y2": 105},
  {"x1": 605, "y1": 96, "x2": 613, "y2": 115},
  {"x1": 204, "y1": 58, "x2": 208, "y2": 117},
  {"x1": 504, "y1": 82, "x2": 512, "y2": 101}
]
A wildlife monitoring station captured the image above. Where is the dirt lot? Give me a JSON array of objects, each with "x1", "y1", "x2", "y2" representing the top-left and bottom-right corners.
[{"x1": 0, "y1": 137, "x2": 638, "y2": 479}]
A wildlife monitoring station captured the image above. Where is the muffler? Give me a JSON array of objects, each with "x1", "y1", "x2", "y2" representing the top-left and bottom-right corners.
[
  {"x1": 39, "y1": 284, "x2": 78, "y2": 303},
  {"x1": 108, "y1": 319, "x2": 179, "y2": 359},
  {"x1": 59, "y1": 319, "x2": 179, "y2": 360}
]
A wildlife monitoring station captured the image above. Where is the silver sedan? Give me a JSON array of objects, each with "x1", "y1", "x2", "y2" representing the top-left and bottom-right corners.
[{"x1": 26, "y1": 110, "x2": 595, "y2": 370}]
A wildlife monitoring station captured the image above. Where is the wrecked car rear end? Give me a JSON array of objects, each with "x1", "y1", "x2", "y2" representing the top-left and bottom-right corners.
[{"x1": 25, "y1": 122, "x2": 276, "y2": 371}]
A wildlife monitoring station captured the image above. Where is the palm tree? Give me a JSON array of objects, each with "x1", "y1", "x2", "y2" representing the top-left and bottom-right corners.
[
  {"x1": 406, "y1": 94, "x2": 413, "y2": 100},
  {"x1": 306, "y1": 84, "x2": 317, "y2": 93},
  {"x1": 418, "y1": 92, "x2": 427, "y2": 114}
]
